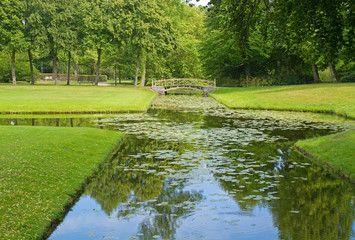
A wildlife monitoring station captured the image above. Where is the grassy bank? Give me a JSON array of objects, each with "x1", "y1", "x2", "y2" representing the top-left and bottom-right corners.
[
  {"x1": 0, "y1": 85, "x2": 157, "y2": 114},
  {"x1": 0, "y1": 126, "x2": 123, "y2": 239},
  {"x1": 210, "y1": 83, "x2": 355, "y2": 119},
  {"x1": 295, "y1": 129, "x2": 355, "y2": 180}
]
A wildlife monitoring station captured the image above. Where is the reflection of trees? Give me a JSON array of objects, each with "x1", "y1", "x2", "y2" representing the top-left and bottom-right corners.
[
  {"x1": 85, "y1": 161, "x2": 164, "y2": 214},
  {"x1": 213, "y1": 139, "x2": 355, "y2": 240},
  {"x1": 84, "y1": 135, "x2": 204, "y2": 239},
  {"x1": 266, "y1": 128, "x2": 333, "y2": 141},
  {"x1": 0, "y1": 117, "x2": 95, "y2": 127},
  {"x1": 270, "y1": 151, "x2": 355, "y2": 240},
  {"x1": 84, "y1": 135, "x2": 199, "y2": 214},
  {"x1": 136, "y1": 182, "x2": 203, "y2": 240},
  {"x1": 214, "y1": 141, "x2": 291, "y2": 210}
]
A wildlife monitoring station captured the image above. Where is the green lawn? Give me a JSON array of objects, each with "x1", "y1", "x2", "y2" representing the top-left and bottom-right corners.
[
  {"x1": 295, "y1": 129, "x2": 355, "y2": 180},
  {"x1": 210, "y1": 83, "x2": 355, "y2": 119},
  {"x1": 0, "y1": 126, "x2": 123, "y2": 239},
  {"x1": 0, "y1": 85, "x2": 157, "y2": 114}
]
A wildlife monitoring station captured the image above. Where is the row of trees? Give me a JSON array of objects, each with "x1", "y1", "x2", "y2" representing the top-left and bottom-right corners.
[
  {"x1": 202, "y1": 0, "x2": 355, "y2": 85},
  {"x1": 1, "y1": 0, "x2": 354, "y2": 86},
  {"x1": 0, "y1": 0, "x2": 204, "y2": 85}
]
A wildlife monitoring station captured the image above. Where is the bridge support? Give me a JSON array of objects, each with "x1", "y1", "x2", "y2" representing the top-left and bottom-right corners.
[
  {"x1": 151, "y1": 86, "x2": 166, "y2": 96},
  {"x1": 203, "y1": 87, "x2": 217, "y2": 97}
]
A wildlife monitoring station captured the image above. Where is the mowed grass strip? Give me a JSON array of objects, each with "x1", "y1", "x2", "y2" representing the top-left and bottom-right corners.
[
  {"x1": 0, "y1": 126, "x2": 123, "y2": 239},
  {"x1": 210, "y1": 83, "x2": 355, "y2": 119},
  {"x1": 0, "y1": 85, "x2": 157, "y2": 114},
  {"x1": 295, "y1": 129, "x2": 355, "y2": 180}
]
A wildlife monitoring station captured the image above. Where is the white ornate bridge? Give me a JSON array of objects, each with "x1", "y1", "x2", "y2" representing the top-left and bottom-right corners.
[{"x1": 151, "y1": 78, "x2": 217, "y2": 97}]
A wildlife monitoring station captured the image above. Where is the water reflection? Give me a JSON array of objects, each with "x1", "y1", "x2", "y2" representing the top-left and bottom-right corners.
[
  {"x1": 0, "y1": 117, "x2": 95, "y2": 127},
  {"x1": 5, "y1": 97, "x2": 354, "y2": 240},
  {"x1": 270, "y1": 155, "x2": 355, "y2": 240}
]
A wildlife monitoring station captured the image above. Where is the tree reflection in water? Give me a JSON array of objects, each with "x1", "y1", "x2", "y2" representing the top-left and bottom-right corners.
[
  {"x1": 45, "y1": 97, "x2": 355, "y2": 239},
  {"x1": 84, "y1": 135, "x2": 203, "y2": 239},
  {"x1": 214, "y1": 139, "x2": 355, "y2": 240}
]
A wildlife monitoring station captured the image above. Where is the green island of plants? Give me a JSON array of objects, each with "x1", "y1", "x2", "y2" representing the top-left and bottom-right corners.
[
  {"x1": 210, "y1": 83, "x2": 355, "y2": 119},
  {"x1": 0, "y1": 126, "x2": 123, "y2": 239},
  {"x1": 0, "y1": 85, "x2": 157, "y2": 114},
  {"x1": 295, "y1": 129, "x2": 355, "y2": 180}
]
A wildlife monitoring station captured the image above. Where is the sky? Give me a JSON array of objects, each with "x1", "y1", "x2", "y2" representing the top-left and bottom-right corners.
[{"x1": 189, "y1": 0, "x2": 210, "y2": 6}]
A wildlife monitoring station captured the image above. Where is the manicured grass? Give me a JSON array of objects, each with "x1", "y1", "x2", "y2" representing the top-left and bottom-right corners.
[
  {"x1": 0, "y1": 126, "x2": 123, "y2": 239},
  {"x1": 210, "y1": 83, "x2": 355, "y2": 119},
  {"x1": 295, "y1": 129, "x2": 355, "y2": 180},
  {"x1": 0, "y1": 85, "x2": 157, "y2": 114}
]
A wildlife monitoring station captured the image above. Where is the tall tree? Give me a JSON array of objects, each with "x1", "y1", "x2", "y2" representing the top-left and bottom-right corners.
[
  {"x1": 122, "y1": 0, "x2": 174, "y2": 86},
  {"x1": 39, "y1": 0, "x2": 78, "y2": 85},
  {"x1": 273, "y1": 0, "x2": 350, "y2": 83},
  {"x1": 0, "y1": 0, "x2": 26, "y2": 85},
  {"x1": 165, "y1": 2, "x2": 205, "y2": 79},
  {"x1": 23, "y1": 0, "x2": 46, "y2": 85},
  {"x1": 81, "y1": 0, "x2": 113, "y2": 85}
]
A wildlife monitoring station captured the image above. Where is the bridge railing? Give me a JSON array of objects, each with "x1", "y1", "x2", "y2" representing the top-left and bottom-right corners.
[{"x1": 152, "y1": 78, "x2": 216, "y2": 87}]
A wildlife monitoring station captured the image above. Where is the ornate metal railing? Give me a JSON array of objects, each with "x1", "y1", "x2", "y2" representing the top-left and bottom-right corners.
[{"x1": 152, "y1": 78, "x2": 216, "y2": 88}]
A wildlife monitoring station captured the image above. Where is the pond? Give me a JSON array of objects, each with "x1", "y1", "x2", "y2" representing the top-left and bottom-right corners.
[{"x1": 1, "y1": 96, "x2": 355, "y2": 240}]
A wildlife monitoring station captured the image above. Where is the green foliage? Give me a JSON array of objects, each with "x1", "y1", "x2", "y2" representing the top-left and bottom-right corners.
[
  {"x1": 337, "y1": 60, "x2": 355, "y2": 82},
  {"x1": 81, "y1": 0, "x2": 113, "y2": 51},
  {"x1": 272, "y1": 0, "x2": 354, "y2": 82},
  {"x1": 0, "y1": 125, "x2": 123, "y2": 239},
  {"x1": 0, "y1": 52, "x2": 40, "y2": 82},
  {"x1": 201, "y1": 0, "x2": 315, "y2": 85},
  {"x1": 0, "y1": 0, "x2": 25, "y2": 52},
  {"x1": 0, "y1": 0, "x2": 353, "y2": 84},
  {"x1": 164, "y1": 3, "x2": 205, "y2": 78}
]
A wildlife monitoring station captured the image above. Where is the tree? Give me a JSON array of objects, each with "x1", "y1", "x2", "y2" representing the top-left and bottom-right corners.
[
  {"x1": 122, "y1": 0, "x2": 174, "y2": 86},
  {"x1": 202, "y1": 0, "x2": 275, "y2": 83},
  {"x1": 165, "y1": 2, "x2": 205, "y2": 79},
  {"x1": 38, "y1": 0, "x2": 79, "y2": 85},
  {"x1": 81, "y1": 0, "x2": 114, "y2": 85},
  {"x1": 272, "y1": 0, "x2": 351, "y2": 83},
  {"x1": 23, "y1": 0, "x2": 46, "y2": 85},
  {"x1": 0, "y1": 0, "x2": 26, "y2": 85}
]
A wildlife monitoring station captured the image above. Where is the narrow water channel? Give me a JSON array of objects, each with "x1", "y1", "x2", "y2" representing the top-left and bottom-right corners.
[{"x1": 2, "y1": 96, "x2": 354, "y2": 240}]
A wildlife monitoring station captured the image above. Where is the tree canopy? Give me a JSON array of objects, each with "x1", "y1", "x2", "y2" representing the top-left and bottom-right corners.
[{"x1": 0, "y1": 0, "x2": 354, "y2": 85}]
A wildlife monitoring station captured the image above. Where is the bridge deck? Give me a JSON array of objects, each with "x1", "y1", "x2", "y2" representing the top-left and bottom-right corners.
[
  {"x1": 152, "y1": 78, "x2": 216, "y2": 88},
  {"x1": 151, "y1": 79, "x2": 217, "y2": 97}
]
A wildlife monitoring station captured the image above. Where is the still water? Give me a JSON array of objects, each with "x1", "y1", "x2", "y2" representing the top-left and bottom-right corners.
[{"x1": 2, "y1": 96, "x2": 355, "y2": 239}]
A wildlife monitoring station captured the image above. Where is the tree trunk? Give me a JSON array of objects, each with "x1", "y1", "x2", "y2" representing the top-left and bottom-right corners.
[
  {"x1": 11, "y1": 50, "x2": 16, "y2": 86},
  {"x1": 53, "y1": 52, "x2": 58, "y2": 85},
  {"x1": 74, "y1": 61, "x2": 79, "y2": 82},
  {"x1": 245, "y1": 63, "x2": 250, "y2": 79},
  {"x1": 134, "y1": 51, "x2": 140, "y2": 86},
  {"x1": 277, "y1": 60, "x2": 281, "y2": 85},
  {"x1": 118, "y1": 64, "x2": 121, "y2": 84},
  {"x1": 28, "y1": 49, "x2": 34, "y2": 85},
  {"x1": 95, "y1": 48, "x2": 101, "y2": 85},
  {"x1": 328, "y1": 61, "x2": 341, "y2": 83},
  {"x1": 140, "y1": 61, "x2": 146, "y2": 87},
  {"x1": 67, "y1": 51, "x2": 71, "y2": 85},
  {"x1": 41, "y1": 61, "x2": 43, "y2": 73},
  {"x1": 312, "y1": 64, "x2": 321, "y2": 83}
]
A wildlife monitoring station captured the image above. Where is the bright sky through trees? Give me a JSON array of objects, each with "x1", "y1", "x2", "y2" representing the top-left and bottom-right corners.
[{"x1": 191, "y1": 0, "x2": 209, "y2": 6}]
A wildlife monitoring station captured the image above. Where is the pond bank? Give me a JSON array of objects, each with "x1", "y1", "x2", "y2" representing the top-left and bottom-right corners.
[
  {"x1": 0, "y1": 126, "x2": 123, "y2": 239},
  {"x1": 210, "y1": 83, "x2": 355, "y2": 119},
  {"x1": 295, "y1": 129, "x2": 355, "y2": 182},
  {"x1": 0, "y1": 86, "x2": 156, "y2": 114}
]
